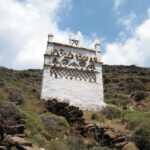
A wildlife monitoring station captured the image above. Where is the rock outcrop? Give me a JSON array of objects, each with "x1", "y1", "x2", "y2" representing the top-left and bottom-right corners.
[
  {"x1": 0, "y1": 104, "x2": 44, "y2": 150},
  {"x1": 121, "y1": 142, "x2": 139, "y2": 150},
  {"x1": 45, "y1": 99, "x2": 85, "y2": 126},
  {"x1": 0, "y1": 104, "x2": 26, "y2": 135},
  {"x1": 1, "y1": 135, "x2": 43, "y2": 150},
  {"x1": 45, "y1": 99, "x2": 131, "y2": 149}
]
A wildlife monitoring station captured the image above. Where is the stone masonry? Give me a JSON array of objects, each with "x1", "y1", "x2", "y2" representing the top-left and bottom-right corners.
[{"x1": 40, "y1": 35, "x2": 105, "y2": 110}]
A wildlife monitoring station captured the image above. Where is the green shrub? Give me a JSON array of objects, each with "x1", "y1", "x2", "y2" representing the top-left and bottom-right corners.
[
  {"x1": 125, "y1": 111, "x2": 150, "y2": 130},
  {"x1": 40, "y1": 113, "x2": 69, "y2": 138},
  {"x1": 8, "y1": 90, "x2": 25, "y2": 105},
  {"x1": 101, "y1": 106, "x2": 123, "y2": 120},
  {"x1": 127, "y1": 83, "x2": 147, "y2": 93},
  {"x1": 28, "y1": 134, "x2": 46, "y2": 147},
  {"x1": 104, "y1": 93, "x2": 115, "y2": 99},
  {"x1": 49, "y1": 139, "x2": 68, "y2": 150},
  {"x1": 67, "y1": 137, "x2": 89, "y2": 150},
  {"x1": 25, "y1": 111, "x2": 45, "y2": 136},
  {"x1": 91, "y1": 113, "x2": 100, "y2": 120},
  {"x1": 103, "y1": 77, "x2": 111, "y2": 84},
  {"x1": 131, "y1": 92, "x2": 148, "y2": 102},
  {"x1": 105, "y1": 96, "x2": 130, "y2": 107},
  {"x1": 0, "y1": 94, "x2": 3, "y2": 99},
  {"x1": 134, "y1": 121, "x2": 150, "y2": 150}
]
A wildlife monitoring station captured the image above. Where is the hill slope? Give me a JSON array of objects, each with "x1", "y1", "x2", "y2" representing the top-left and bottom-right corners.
[{"x1": 0, "y1": 65, "x2": 150, "y2": 150}]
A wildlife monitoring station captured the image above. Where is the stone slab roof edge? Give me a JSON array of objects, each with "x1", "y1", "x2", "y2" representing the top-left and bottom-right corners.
[{"x1": 47, "y1": 41, "x2": 100, "y2": 52}]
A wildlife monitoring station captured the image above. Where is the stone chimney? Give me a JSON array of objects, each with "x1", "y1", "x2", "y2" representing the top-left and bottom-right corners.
[
  {"x1": 95, "y1": 42, "x2": 101, "y2": 61},
  {"x1": 95, "y1": 43, "x2": 100, "y2": 52},
  {"x1": 48, "y1": 34, "x2": 53, "y2": 42}
]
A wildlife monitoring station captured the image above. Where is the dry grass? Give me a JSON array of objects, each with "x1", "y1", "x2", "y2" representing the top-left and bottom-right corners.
[
  {"x1": 83, "y1": 110, "x2": 132, "y2": 135},
  {"x1": 19, "y1": 100, "x2": 46, "y2": 114}
]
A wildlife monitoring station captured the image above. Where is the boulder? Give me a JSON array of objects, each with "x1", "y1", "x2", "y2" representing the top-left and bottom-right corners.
[
  {"x1": 40, "y1": 115, "x2": 62, "y2": 130},
  {"x1": 121, "y1": 142, "x2": 139, "y2": 150},
  {"x1": 1, "y1": 135, "x2": 43, "y2": 150},
  {"x1": 0, "y1": 146, "x2": 7, "y2": 150}
]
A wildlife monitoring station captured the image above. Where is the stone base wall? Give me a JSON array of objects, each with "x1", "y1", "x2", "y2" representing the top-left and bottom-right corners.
[{"x1": 41, "y1": 66, "x2": 105, "y2": 111}]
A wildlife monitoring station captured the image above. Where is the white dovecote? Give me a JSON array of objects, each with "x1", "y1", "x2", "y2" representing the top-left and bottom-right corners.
[{"x1": 41, "y1": 35, "x2": 105, "y2": 111}]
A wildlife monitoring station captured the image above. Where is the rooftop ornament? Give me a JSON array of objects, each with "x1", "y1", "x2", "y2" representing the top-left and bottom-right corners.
[{"x1": 69, "y1": 38, "x2": 80, "y2": 46}]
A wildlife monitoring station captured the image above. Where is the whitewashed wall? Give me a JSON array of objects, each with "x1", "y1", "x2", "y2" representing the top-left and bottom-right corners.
[{"x1": 41, "y1": 42, "x2": 105, "y2": 111}]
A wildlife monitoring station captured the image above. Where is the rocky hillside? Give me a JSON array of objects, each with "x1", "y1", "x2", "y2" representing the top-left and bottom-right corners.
[{"x1": 0, "y1": 65, "x2": 150, "y2": 150}]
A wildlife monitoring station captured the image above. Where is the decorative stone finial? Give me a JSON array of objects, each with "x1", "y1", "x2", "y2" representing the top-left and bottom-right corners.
[
  {"x1": 48, "y1": 34, "x2": 54, "y2": 42},
  {"x1": 95, "y1": 43, "x2": 100, "y2": 51},
  {"x1": 69, "y1": 38, "x2": 80, "y2": 46}
]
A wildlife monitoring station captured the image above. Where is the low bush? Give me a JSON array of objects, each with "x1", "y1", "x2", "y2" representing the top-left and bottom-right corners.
[
  {"x1": 130, "y1": 91, "x2": 148, "y2": 102},
  {"x1": 125, "y1": 111, "x2": 150, "y2": 130},
  {"x1": 49, "y1": 139, "x2": 67, "y2": 150},
  {"x1": 103, "y1": 76, "x2": 111, "y2": 84},
  {"x1": 126, "y1": 83, "x2": 147, "y2": 93},
  {"x1": 105, "y1": 96, "x2": 130, "y2": 107},
  {"x1": 134, "y1": 121, "x2": 150, "y2": 150},
  {"x1": 0, "y1": 94, "x2": 3, "y2": 99},
  {"x1": 104, "y1": 93, "x2": 115, "y2": 99},
  {"x1": 91, "y1": 113, "x2": 100, "y2": 120},
  {"x1": 25, "y1": 111, "x2": 45, "y2": 136},
  {"x1": 28, "y1": 134, "x2": 46, "y2": 147},
  {"x1": 101, "y1": 106, "x2": 123, "y2": 120},
  {"x1": 8, "y1": 90, "x2": 25, "y2": 105}
]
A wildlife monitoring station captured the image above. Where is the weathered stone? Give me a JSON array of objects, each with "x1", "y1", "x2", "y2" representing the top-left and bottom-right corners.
[
  {"x1": 10, "y1": 146, "x2": 19, "y2": 150},
  {"x1": 5, "y1": 124, "x2": 25, "y2": 135},
  {"x1": 45, "y1": 99, "x2": 85, "y2": 126},
  {"x1": 0, "y1": 146, "x2": 7, "y2": 150},
  {"x1": 13, "y1": 134, "x2": 26, "y2": 138},
  {"x1": 115, "y1": 142, "x2": 128, "y2": 148},
  {"x1": 121, "y1": 142, "x2": 139, "y2": 150},
  {"x1": 5, "y1": 136, "x2": 32, "y2": 147},
  {"x1": 40, "y1": 115, "x2": 61, "y2": 130},
  {"x1": 16, "y1": 119, "x2": 26, "y2": 125},
  {"x1": 21, "y1": 146, "x2": 42, "y2": 150},
  {"x1": 46, "y1": 99, "x2": 130, "y2": 149},
  {"x1": 1, "y1": 135, "x2": 43, "y2": 150}
]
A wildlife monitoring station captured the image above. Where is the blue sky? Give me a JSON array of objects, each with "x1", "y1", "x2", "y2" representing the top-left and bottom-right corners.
[
  {"x1": 58, "y1": 0, "x2": 150, "y2": 42},
  {"x1": 0, "y1": 0, "x2": 150, "y2": 69}
]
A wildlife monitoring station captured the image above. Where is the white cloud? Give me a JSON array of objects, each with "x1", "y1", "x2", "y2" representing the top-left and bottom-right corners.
[
  {"x1": 148, "y1": 8, "x2": 150, "y2": 17},
  {"x1": 0, "y1": 0, "x2": 99, "y2": 69},
  {"x1": 117, "y1": 13, "x2": 136, "y2": 30},
  {"x1": 113, "y1": 0, "x2": 126, "y2": 10},
  {"x1": 103, "y1": 9, "x2": 150, "y2": 67}
]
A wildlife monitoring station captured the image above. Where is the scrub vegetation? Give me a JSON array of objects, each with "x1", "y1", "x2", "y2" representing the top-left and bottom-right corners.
[{"x1": 0, "y1": 65, "x2": 150, "y2": 149}]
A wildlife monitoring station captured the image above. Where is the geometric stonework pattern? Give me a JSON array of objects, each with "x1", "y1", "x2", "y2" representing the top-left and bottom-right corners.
[{"x1": 50, "y1": 67, "x2": 96, "y2": 83}]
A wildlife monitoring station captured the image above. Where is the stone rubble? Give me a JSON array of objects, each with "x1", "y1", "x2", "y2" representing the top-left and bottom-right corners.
[
  {"x1": 45, "y1": 99, "x2": 132, "y2": 149},
  {"x1": 0, "y1": 104, "x2": 44, "y2": 150}
]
